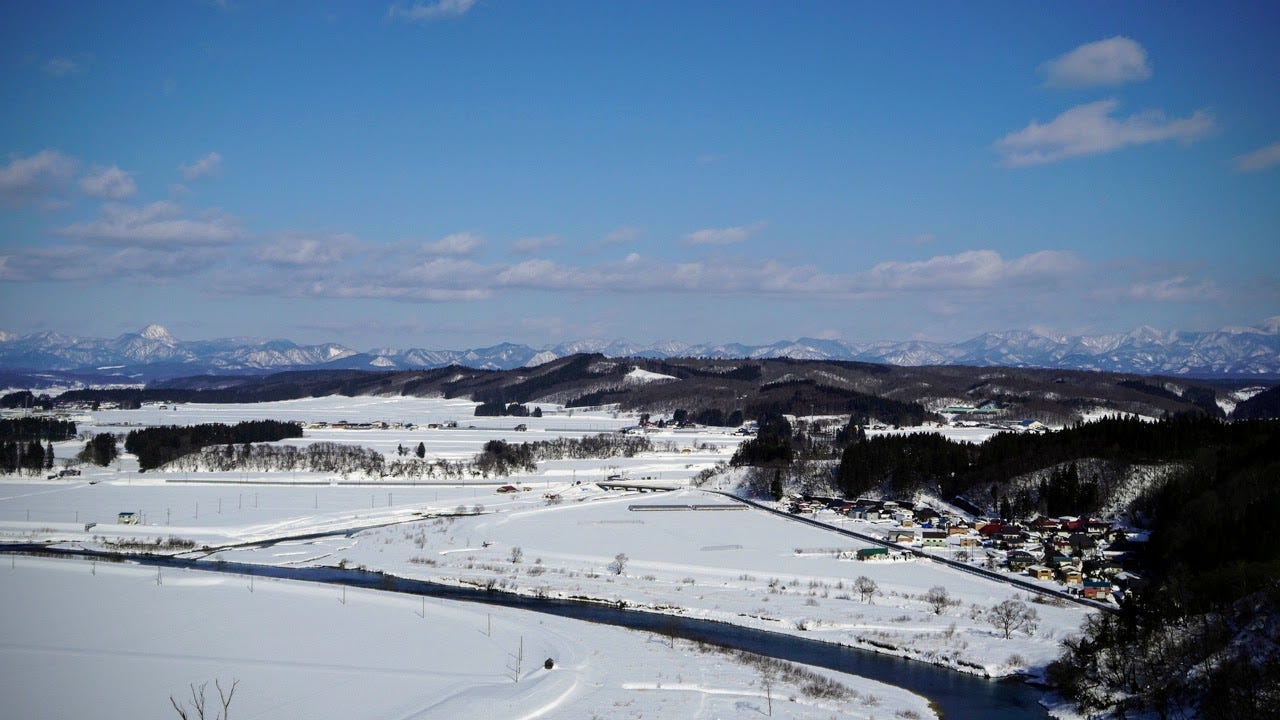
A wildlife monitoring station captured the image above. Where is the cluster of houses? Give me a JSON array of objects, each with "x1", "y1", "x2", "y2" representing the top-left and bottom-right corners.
[
  {"x1": 790, "y1": 496, "x2": 1138, "y2": 601},
  {"x1": 975, "y1": 517, "x2": 1135, "y2": 599}
]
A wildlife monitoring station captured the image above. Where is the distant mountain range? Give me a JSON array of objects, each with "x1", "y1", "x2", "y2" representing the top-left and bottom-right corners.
[{"x1": 2, "y1": 319, "x2": 1279, "y2": 386}]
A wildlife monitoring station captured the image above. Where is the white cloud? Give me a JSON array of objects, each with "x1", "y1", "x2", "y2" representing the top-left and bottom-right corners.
[
  {"x1": 1041, "y1": 37, "x2": 1153, "y2": 88},
  {"x1": 512, "y1": 234, "x2": 561, "y2": 254},
  {"x1": 0, "y1": 149, "x2": 77, "y2": 205},
  {"x1": 254, "y1": 233, "x2": 361, "y2": 266},
  {"x1": 388, "y1": 0, "x2": 477, "y2": 23},
  {"x1": 1235, "y1": 141, "x2": 1280, "y2": 173},
  {"x1": 0, "y1": 242, "x2": 226, "y2": 282},
  {"x1": 59, "y1": 201, "x2": 242, "y2": 246},
  {"x1": 995, "y1": 99, "x2": 1214, "y2": 167},
  {"x1": 865, "y1": 250, "x2": 1082, "y2": 291},
  {"x1": 683, "y1": 221, "x2": 767, "y2": 246},
  {"x1": 422, "y1": 232, "x2": 484, "y2": 256},
  {"x1": 402, "y1": 257, "x2": 490, "y2": 284},
  {"x1": 44, "y1": 57, "x2": 82, "y2": 78},
  {"x1": 180, "y1": 152, "x2": 223, "y2": 181},
  {"x1": 1128, "y1": 275, "x2": 1220, "y2": 302},
  {"x1": 79, "y1": 166, "x2": 137, "y2": 200}
]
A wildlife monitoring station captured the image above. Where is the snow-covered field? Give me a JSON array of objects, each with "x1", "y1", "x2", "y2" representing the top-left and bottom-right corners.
[
  {"x1": 1, "y1": 396, "x2": 1092, "y2": 717},
  {"x1": 3, "y1": 556, "x2": 934, "y2": 720}
]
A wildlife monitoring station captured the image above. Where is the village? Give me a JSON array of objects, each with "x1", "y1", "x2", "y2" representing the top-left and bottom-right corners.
[{"x1": 786, "y1": 495, "x2": 1139, "y2": 604}]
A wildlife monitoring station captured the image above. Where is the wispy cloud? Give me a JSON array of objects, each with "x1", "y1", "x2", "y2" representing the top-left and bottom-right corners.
[
  {"x1": 1040, "y1": 37, "x2": 1152, "y2": 88},
  {"x1": 58, "y1": 201, "x2": 242, "y2": 246},
  {"x1": 601, "y1": 226, "x2": 641, "y2": 245},
  {"x1": 1235, "y1": 141, "x2": 1280, "y2": 173},
  {"x1": 180, "y1": 152, "x2": 223, "y2": 181},
  {"x1": 0, "y1": 149, "x2": 77, "y2": 206},
  {"x1": 864, "y1": 250, "x2": 1082, "y2": 291},
  {"x1": 995, "y1": 99, "x2": 1213, "y2": 167},
  {"x1": 0, "y1": 243, "x2": 227, "y2": 283},
  {"x1": 79, "y1": 166, "x2": 137, "y2": 200},
  {"x1": 512, "y1": 234, "x2": 561, "y2": 254},
  {"x1": 684, "y1": 221, "x2": 767, "y2": 246},
  {"x1": 253, "y1": 233, "x2": 362, "y2": 267},
  {"x1": 897, "y1": 233, "x2": 936, "y2": 246},
  {"x1": 1128, "y1": 275, "x2": 1220, "y2": 302},
  {"x1": 44, "y1": 57, "x2": 82, "y2": 78},
  {"x1": 388, "y1": 0, "x2": 477, "y2": 23},
  {"x1": 422, "y1": 232, "x2": 484, "y2": 256}
]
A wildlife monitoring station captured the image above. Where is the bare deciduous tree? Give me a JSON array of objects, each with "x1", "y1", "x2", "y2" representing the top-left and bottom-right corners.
[
  {"x1": 923, "y1": 585, "x2": 960, "y2": 615},
  {"x1": 760, "y1": 665, "x2": 775, "y2": 716},
  {"x1": 608, "y1": 553, "x2": 628, "y2": 575},
  {"x1": 853, "y1": 575, "x2": 878, "y2": 603},
  {"x1": 170, "y1": 679, "x2": 237, "y2": 720},
  {"x1": 986, "y1": 599, "x2": 1040, "y2": 638},
  {"x1": 509, "y1": 546, "x2": 523, "y2": 564}
]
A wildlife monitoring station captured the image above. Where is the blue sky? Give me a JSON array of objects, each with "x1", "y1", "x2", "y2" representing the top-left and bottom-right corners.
[{"x1": 2, "y1": 0, "x2": 1277, "y2": 349}]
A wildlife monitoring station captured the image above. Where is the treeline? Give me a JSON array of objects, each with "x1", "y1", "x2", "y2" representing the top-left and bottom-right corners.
[
  {"x1": 125, "y1": 420, "x2": 304, "y2": 471},
  {"x1": 55, "y1": 369, "x2": 382, "y2": 406},
  {"x1": 1048, "y1": 419, "x2": 1280, "y2": 718},
  {"x1": 469, "y1": 433, "x2": 659, "y2": 476},
  {"x1": 474, "y1": 401, "x2": 542, "y2": 417},
  {"x1": 0, "y1": 391, "x2": 56, "y2": 410},
  {"x1": 835, "y1": 414, "x2": 1257, "y2": 511},
  {"x1": 167, "y1": 441, "x2": 385, "y2": 476},
  {"x1": 742, "y1": 378, "x2": 933, "y2": 427},
  {"x1": 160, "y1": 431, "x2": 653, "y2": 481},
  {"x1": 0, "y1": 417, "x2": 77, "y2": 441},
  {"x1": 837, "y1": 430, "x2": 972, "y2": 499},
  {"x1": 566, "y1": 378, "x2": 930, "y2": 428},
  {"x1": 0, "y1": 439, "x2": 55, "y2": 475},
  {"x1": 527, "y1": 432, "x2": 653, "y2": 460},
  {"x1": 0, "y1": 417, "x2": 76, "y2": 475}
]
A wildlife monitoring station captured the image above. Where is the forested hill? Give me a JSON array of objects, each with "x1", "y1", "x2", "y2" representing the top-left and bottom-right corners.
[
  {"x1": 1045, "y1": 417, "x2": 1280, "y2": 718},
  {"x1": 50, "y1": 353, "x2": 1272, "y2": 426},
  {"x1": 837, "y1": 414, "x2": 1278, "y2": 517}
]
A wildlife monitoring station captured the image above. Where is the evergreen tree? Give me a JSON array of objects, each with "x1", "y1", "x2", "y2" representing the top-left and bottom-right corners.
[
  {"x1": 23, "y1": 440, "x2": 43, "y2": 475},
  {"x1": 415, "y1": 441, "x2": 426, "y2": 459},
  {"x1": 731, "y1": 413, "x2": 793, "y2": 467},
  {"x1": 769, "y1": 469, "x2": 784, "y2": 500},
  {"x1": 79, "y1": 433, "x2": 118, "y2": 467}
]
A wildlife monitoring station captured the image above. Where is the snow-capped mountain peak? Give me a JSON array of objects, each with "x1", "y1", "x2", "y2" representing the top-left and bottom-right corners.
[
  {"x1": 138, "y1": 324, "x2": 177, "y2": 344},
  {"x1": 2, "y1": 318, "x2": 1278, "y2": 382}
]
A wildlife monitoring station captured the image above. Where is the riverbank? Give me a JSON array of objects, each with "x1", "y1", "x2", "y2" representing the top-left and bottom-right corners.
[{"x1": 1, "y1": 553, "x2": 943, "y2": 720}]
